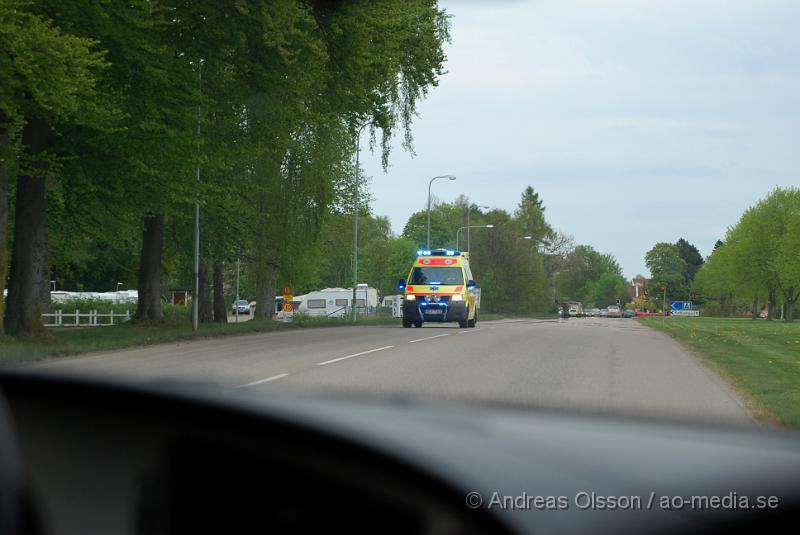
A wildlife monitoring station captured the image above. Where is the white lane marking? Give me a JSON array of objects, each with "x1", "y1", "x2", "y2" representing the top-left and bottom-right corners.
[
  {"x1": 236, "y1": 373, "x2": 289, "y2": 388},
  {"x1": 407, "y1": 333, "x2": 450, "y2": 344},
  {"x1": 458, "y1": 330, "x2": 469, "y2": 333},
  {"x1": 316, "y1": 346, "x2": 394, "y2": 366}
]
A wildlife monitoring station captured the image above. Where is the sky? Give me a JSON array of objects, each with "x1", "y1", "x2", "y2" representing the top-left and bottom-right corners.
[{"x1": 360, "y1": 0, "x2": 800, "y2": 278}]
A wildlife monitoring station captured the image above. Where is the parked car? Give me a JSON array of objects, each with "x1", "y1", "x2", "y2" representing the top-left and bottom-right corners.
[
  {"x1": 607, "y1": 305, "x2": 622, "y2": 318},
  {"x1": 231, "y1": 299, "x2": 250, "y2": 315},
  {"x1": 584, "y1": 308, "x2": 594, "y2": 317},
  {"x1": 599, "y1": 308, "x2": 608, "y2": 317},
  {"x1": 622, "y1": 309, "x2": 635, "y2": 318}
]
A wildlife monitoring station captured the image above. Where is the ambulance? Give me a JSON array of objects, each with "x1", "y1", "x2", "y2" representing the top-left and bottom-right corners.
[{"x1": 397, "y1": 249, "x2": 479, "y2": 328}]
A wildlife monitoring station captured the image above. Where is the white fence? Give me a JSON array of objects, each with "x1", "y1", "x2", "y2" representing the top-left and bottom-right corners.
[{"x1": 43, "y1": 309, "x2": 131, "y2": 327}]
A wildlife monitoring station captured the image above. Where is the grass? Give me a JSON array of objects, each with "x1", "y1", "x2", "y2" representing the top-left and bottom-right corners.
[
  {"x1": 638, "y1": 316, "x2": 800, "y2": 427},
  {"x1": 0, "y1": 311, "x2": 401, "y2": 364}
]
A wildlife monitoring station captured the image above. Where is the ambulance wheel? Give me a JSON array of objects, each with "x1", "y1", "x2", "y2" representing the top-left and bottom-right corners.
[
  {"x1": 414, "y1": 320, "x2": 423, "y2": 328},
  {"x1": 402, "y1": 317, "x2": 412, "y2": 328},
  {"x1": 468, "y1": 311, "x2": 477, "y2": 328}
]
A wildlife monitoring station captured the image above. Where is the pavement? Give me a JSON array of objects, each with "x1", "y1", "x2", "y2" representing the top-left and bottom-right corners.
[{"x1": 27, "y1": 317, "x2": 754, "y2": 425}]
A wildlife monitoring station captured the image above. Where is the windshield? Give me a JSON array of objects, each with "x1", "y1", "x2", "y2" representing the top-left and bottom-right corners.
[
  {"x1": 409, "y1": 267, "x2": 464, "y2": 286},
  {"x1": 1, "y1": 0, "x2": 798, "y2": 457}
]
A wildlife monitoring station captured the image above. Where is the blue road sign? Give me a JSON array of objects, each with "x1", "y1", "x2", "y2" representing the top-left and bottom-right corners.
[{"x1": 670, "y1": 301, "x2": 692, "y2": 311}]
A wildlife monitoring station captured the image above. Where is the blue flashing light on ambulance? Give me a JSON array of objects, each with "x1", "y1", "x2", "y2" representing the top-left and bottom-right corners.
[{"x1": 397, "y1": 249, "x2": 479, "y2": 328}]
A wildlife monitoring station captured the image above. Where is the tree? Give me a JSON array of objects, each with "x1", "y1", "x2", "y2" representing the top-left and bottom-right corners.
[
  {"x1": 1, "y1": 2, "x2": 110, "y2": 335},
  {"x1": 675, "y1": 238, "x2": 704, "y2": 284},
  {"x1": 360, "y1": 237, "x2": 418, "y2": 298},
  {"x1": 691, "y1": 189, "x2": 800, "y2": 320},
  {"x1": 514, "y1": 186, "x2": 552, "y2": 244},
  {"x1": 644, "y1": 243, "x2": 687, "y2": 303}
]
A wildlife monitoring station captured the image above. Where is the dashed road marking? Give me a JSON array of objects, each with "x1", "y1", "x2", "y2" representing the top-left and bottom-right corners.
[{"x1": 316, "y1": 345, "x2": 395, "y2": 366}]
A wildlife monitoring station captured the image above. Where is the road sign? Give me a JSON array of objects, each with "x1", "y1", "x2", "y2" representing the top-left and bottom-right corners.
[
  {"x1": 670, "y1": 301, "x2": 692, "y2": 311},
  {"x1": 282, "y1": 303, "x2": 293, "y2": 313},
  {"x1": 670, "y1": 310, "x2": 699, "y2": 317},
  {"x1": 283, "y1": 286, "x2": 292, "y2": 302}
]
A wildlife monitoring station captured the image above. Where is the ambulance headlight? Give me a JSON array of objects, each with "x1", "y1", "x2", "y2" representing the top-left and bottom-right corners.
[
  {"x1": 451, "y1": 294, "x2": 463, "y2": 302},
  {"x1": 405, "y1": 294, "x2": 415, "y2": 301}
]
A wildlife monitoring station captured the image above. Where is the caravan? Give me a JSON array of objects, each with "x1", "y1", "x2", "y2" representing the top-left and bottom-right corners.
[{"x1": 288, "y1": 287, "x2": 379, "y2": 318}]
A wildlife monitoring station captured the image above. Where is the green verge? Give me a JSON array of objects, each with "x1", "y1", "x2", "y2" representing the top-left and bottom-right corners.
[
  {"x1": 0, "y1": 309, "x2": 400, "y2": 364},
  {"x1": 638, "y1": 316, "x2": 800, "y2": 427}
]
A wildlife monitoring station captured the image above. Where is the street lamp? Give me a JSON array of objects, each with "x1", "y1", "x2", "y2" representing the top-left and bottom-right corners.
[
  {"x1": 427, "y1": 175, "x2": 456, "y2": 249},
  {"x1": 466, "y1": 204, "x2": 490, "y2": 256},
  {"x1": 456, "y1": 225, "x2": 493, "y2": 251},
  {"x1": 352, "y1": 122, "x2": 371, "y2": 321}
]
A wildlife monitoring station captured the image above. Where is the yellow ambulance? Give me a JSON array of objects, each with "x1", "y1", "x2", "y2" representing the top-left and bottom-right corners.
[{"x1": 397, "y1": 249, "x2": 478, "y2": 328}]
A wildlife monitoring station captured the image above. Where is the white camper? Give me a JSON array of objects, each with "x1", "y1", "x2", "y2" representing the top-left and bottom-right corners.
[{"x1": 292, "y1": 286, "x2": 379, "y2": 318}]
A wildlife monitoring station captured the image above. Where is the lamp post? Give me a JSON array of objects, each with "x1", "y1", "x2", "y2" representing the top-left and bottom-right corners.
[
  {"x1": 457, "y1": 225, "x2": 493, "y2": 251},
  {"x1": 235, "y1": 257, "x2": 241, "y2": 324},
  {"x1": 466, "y1": 204, "x2": 490, "y2": 256},
  {"x1": 192, "y1": 58, "x2": 203, "y2": 332},
  {"x1": 352, "y1": 122, "x2": 370, "y2": 321},
  {"x1": 427, "y1": 175, "x2": 456, "y2": 249},
  {"x1": 553, "y1": 271, "x2": 559, "y2": 306}
]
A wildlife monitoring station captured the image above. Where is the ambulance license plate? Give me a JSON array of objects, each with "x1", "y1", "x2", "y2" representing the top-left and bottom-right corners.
[{"x1": 426, "y1": 309, "x2": 443, "y2": 315}]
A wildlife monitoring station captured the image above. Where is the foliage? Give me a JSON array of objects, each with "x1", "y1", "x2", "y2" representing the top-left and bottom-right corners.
[
  {"x1": 645, "y1": 242, "x2": 687, "y2": 298},
  {"x1": 693, "y1": 187, "x2": 800, "y2": 321}
]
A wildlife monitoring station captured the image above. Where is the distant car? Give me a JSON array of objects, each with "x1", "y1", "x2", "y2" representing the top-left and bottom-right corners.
[
  {"x1": 599, "y1": 308, "x2": 608, "y2": 317},
  {"x1": 568, "y1": 305, "x2": 579, "y2": 317},
  {"x1": 232, "y1": 299, "x2": 250, "y2": 315},
  {"x1": 607, "y1": 305, "x2": 622, "y2": 318},
  {"x1": 593, "y1": 308, "x2": 601, "y2": 317},
  {"x1": 622, "y1": 309, "x2": 635, "y2": 318},
  {"x1": 584, "y1": 308, "x2": 594, "y2": 317}
]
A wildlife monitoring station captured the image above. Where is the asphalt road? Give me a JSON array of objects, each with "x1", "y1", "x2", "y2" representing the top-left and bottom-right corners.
[{"x1": 27, "y1": 318, "x2": 753, "y2": 425}]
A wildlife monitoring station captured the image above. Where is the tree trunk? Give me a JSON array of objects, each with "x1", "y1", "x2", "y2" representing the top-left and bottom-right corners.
[
  {"x1": 767, "y1": 289, "x2": 777, "y2": 321},
  {"x1": 254, "y1": 263, "x2": 277, "y2": 320},
  {"x1": 785, "y1": 287, "x2": 797, "y2": 322},
  {"x1": 751, "y1": 290, "x2": 759, "y2": 320},
  {"x1": 212, "y1": 260, "x2": 227, "y2": 323},
  {"x1": 198, "y1": 259, "x2": 213, "y2": 323},
  {"x1": 136, "y1": 214, "x2": 165, "y2": 321},
  {"x1": 4, "y1": 118, "x2": 50, "y2": 336},
  {"x1": 0, "y1": 113, "x2": 9, "y2": 335}
]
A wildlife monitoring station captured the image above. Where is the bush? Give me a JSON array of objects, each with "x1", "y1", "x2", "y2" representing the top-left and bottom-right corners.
[
  {"x1": 700, "y1": 301, "x2": 722, "y2": 317},
  {"x1": 48, "y1": 298, "x2": 134, "y2": 315}
]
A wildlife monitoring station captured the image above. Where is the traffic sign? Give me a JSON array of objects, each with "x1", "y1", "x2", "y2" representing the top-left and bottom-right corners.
[
  {"x1": 670, "y1": 301, "x2": 692, "y2": 311},
  {"x1": 670, "y1": 310, "x2": 699, "y2": 317},
  {"x1": 282, "y1": 303, "x2": 293, "y2": 313},
  {"x1": 283, "y1": 286, "x2": 292, "y2": 302}
]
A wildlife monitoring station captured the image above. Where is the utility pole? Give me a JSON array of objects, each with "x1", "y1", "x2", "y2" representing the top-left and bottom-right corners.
[
  {"x1": 192, "y1": 59, "x2": 203, "y2": 332},
  {"x1": 352, "y1": 123, "x2": 368, "y2": 322},
  {"x1": 235, "y1": 257, "x2": 240, "y2": 323}
]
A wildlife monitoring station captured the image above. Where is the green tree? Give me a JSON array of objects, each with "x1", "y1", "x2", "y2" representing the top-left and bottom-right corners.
[
  {"x1": 675, "y1": 238, "x2": 703, "y2": 280},
  {"x1": 644, "y1": 243, "x2": 687, "y2": 303},
  {"x1": 1, "y1": 2, "x2": 111, "y2": 335}
]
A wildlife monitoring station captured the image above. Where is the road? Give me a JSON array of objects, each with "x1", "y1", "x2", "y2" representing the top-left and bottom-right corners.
[{"x1": 28, "y1": 318, "x2": 753, "y2": 425}]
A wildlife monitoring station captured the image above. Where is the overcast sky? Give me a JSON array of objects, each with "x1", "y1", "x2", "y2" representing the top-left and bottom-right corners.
[{"x1": 360, "y1": 0, "x2": 799, "y2": 278}]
